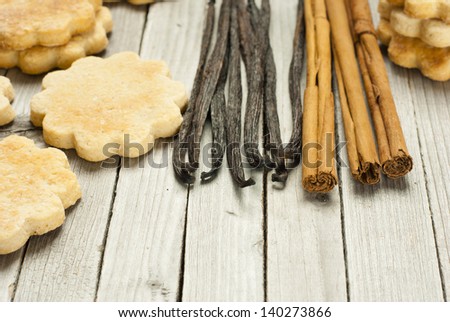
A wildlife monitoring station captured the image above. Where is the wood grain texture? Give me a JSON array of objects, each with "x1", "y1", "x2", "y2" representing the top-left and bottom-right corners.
[
  {"x1": 336, "y1": 0, "x2": 443, "y2": 301},
  {"x1": 266, "y1": 0, "x2": 347, "y2": 301},
  {"x1": 97, "y1": 0, "x2": 198, "y2": 301},
  {"x1": 181, "y1": 0, "x2": 264, "y2": 302},
  {"x1": 3, "y1": 4, "x2": 147, "y2": 301},
  {"x1": 407, "y1": 76, "x2": 450, "y2": 298}
]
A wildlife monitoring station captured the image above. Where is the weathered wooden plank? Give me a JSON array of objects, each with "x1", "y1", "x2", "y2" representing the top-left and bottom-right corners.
[
  {"x1": 266, "y1": 0, "x2": 347, "y2": 301},
  {"x1": 181, "y1": 0, "x2": 264, "y2": 302},
  {"x1": 336, "y1": 0, "x2": 444, "y2": 301},
  {"x1": 0, "y1": 250, "x2": 23, "y2": 302},
  {"x1": 5, "y1": 4, "x2": 147, "y2": 301},
  {"x1": 408, "y1": 76, "x2": 450, "y2": 298},
  {"x1": 96, "y1": 0, "x2": 198, "y2": 301}
]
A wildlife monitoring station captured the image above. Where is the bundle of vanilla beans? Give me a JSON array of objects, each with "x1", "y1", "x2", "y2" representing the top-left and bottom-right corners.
[
  {"x1": 173, "y1": 0, "x2": 302, "y2": 187},
  {"x1": 173, "y1": 0, "x2": 413, "y2": 192}
]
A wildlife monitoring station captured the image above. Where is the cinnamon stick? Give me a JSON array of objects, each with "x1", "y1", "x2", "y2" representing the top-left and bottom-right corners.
[
  {"x1": 325, "y1": 0, "x2": 380, "y2": 184},
  {"x1": 348, "y1": 0, "x2": 413, "y2": 178},
  {"x1": 301, "y1": 0, "x2": 337, "y2": 193}
]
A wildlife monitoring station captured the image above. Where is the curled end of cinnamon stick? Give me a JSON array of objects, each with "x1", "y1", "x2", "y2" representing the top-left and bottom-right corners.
[
  {"x1": 302, "y1": 172, "x2": 337, "y2": 193},
  {"x1": 356, "y1": 162, "x2": 381, "y2": 185},
  {"x1": 382, "y1": 152, "x2": 413, "y2": 179}
]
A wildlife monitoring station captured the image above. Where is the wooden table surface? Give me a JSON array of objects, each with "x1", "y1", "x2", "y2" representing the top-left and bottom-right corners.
[{"x1": 0, "y1": 0, "x2": 449, "y2": 302}]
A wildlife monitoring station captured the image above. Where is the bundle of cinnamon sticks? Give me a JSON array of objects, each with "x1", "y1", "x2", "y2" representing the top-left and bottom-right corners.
[{"x1": 301, "y1": 0, "x2": 412, "y2": 192}]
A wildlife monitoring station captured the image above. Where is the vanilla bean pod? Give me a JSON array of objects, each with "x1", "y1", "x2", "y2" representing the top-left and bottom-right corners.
[
  {"x1": 236, "y1": 0, "x2": 254, "y2": 74},
  {"x1": 286, "y1": 0, "x2": 305, "y2": 167},
  {"x1": 226, "y1": 4, "x2": 255, "y2": 188},
  {"x1": 172, "y1": 0, "x2": 215, "y2": 184},
  {"x1": 201, "y1": 50, "x2": 229, "y2": 182},
  {"x1": 259, "y1": 0, "x2": 287, "y2": 183},
  {"x1": 239, "y1": 0, "x2": 266, "y2": 168},
  {"x1": 188, "y1": 0, "x2": 231, "y2": 171}
]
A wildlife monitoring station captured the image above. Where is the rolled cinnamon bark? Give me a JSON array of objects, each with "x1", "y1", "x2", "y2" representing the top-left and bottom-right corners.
[
  {"x1": 348, "y1": 0, "x2": 413, "y2": 178},
  {"x1": 325, "y1": 0, "x2": 380, "y2": 185},
  {"x1": 302, "y1": 0, "x2": 337, "y2": 193}
]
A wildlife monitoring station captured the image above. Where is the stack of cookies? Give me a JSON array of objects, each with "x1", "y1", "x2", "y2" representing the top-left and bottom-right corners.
[
  {"x1": 104, "y1": 0, "x2": 155, "y2": 4},
  {"x1": 377, "y1": 0, "x2": 450, "y2": 81},
  {"x1": 0, "y1": 0, "x2": 113, "y2": 75}
]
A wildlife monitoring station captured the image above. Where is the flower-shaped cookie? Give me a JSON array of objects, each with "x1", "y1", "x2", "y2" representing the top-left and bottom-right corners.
[
  {"x1": 0, "y1": 0, "x2": 101, "y2": 50},
  {"x1": 0, "y1": 76, "x2": 15, "y2": 126},
  {"x1": 390, "y1": 8, "x2": 450, "y2": 48},
  {"x1": 104, "y1": 0, "x2": 156, "y2": 5},
  {"x1": 0, "y1": 135, "x2": 81, "y2": 255},
  {"x1": 0, "y1": 7, "x2": 113, "y2": 75},
  {"x1": 378, "y1": 19, "x2": 450, "y2": 81},
  {"x1": 387, "y1": 0, "x2": 450, "y2": 23},
  {"x1": 31, "y1": 52, "x2": 188, "y2": 162}
]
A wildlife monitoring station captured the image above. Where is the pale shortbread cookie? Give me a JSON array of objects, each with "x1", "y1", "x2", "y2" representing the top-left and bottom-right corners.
[
  {"x1": 30, "y1": 52, "x2": 188, "y2": 162},
  {"x1": 104, "y1": 0, "x2": 156, "y2": 5},
  {"x1": 0, "y1": 7, "x2": 113, "y2": 75},
  {"x1": 378, "y1": 19, "x2": 450, "y2": 81},
  {"x1": 0, "y1": 0, "x2": 102, "y2": 51},
  {"x1": 386, "y1": 0, "x2": 450, "y2": 23},
  {"x1": 0, "y1": 76, "x2": 15, "y2": 126},
  {"x1": 0, "y1": 135, "x2": 81, "y2": 255},
  {"x1": 390, "y1": 8, "x2": 450, "y2": 48}
]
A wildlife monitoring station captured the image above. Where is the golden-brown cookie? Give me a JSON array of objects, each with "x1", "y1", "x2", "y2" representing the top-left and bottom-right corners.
[
  {"x1": 30, "y1": 52, "x2": 188, "y2": 162},
  {"x1": 0, "y1": 7, "x2": 113, "y2": 75},
  {"x1": 378, "y1": 0, "x2": 398, "y2": 19},
  {"x1": 0, "y1": 76, "x2": 15, "y2": 126},
  {"x1": 378, "y1": 19, "x2": 450, "y2": 81},
  {"x1": 390, "y1": 8, "x2": 450, "y2": 48},
  {"x1": 0, "y1": 0, "x2": 102, "y2": 51},
  {"x1": 103, "y1": 0, "x2": 156, "y2": 5},
  {"x1": 0, "y1": 135, "x2": 81, "y2": 255},
  {"x1": 387, "y1": 0, "x2": 450, "y2": 23}
]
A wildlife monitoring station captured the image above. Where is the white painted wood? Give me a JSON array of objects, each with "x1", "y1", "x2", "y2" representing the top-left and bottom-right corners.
[
  {"x1": 0, "y1": 250, "x2": 23, "y2": 302},
  {"x1": 266, "y1": 0, "x2": 347, "y2": 301},
  {"x1": 97, "y1": 0, "x2": 200, "y2": 301},
  {"x1": 4, "y1": 5, "x2": 147, "y2": 301},
  {"x1": 181, "y1": 0, "x2": 264, "y2": 302},
  {"x1": 335, "y1": 0, "x2": 443, "y2": 301},
  {"x1": 407, "y1": 76, "x2": 450, "y2": 297}
]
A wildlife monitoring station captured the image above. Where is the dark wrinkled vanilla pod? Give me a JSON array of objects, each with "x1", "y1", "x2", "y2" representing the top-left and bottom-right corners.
[
  {"x1": 285, "y1": 0, "x2": 305, "y2": 168},
  {"x1": 238, "y1": 0, "x2": 266, "y2": 168},
  {"x1": 259, "y1": 0, "x2": 288, "y2": 183},
  {"x1": 173, "y1": 0, "x2": 215, "y2": 184},
  {"x1": 236, "y1": 0, "x2": 254, "y2": 76},
  {"x1": 226, "y1": 4, "x2": 255, "y2": 188},
  {"x1": 188, "y1": 0, "x2": 231, "y2": 171},
  {"x1": 201, "y1": 52, "x2": 229, "y2": 182}
]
